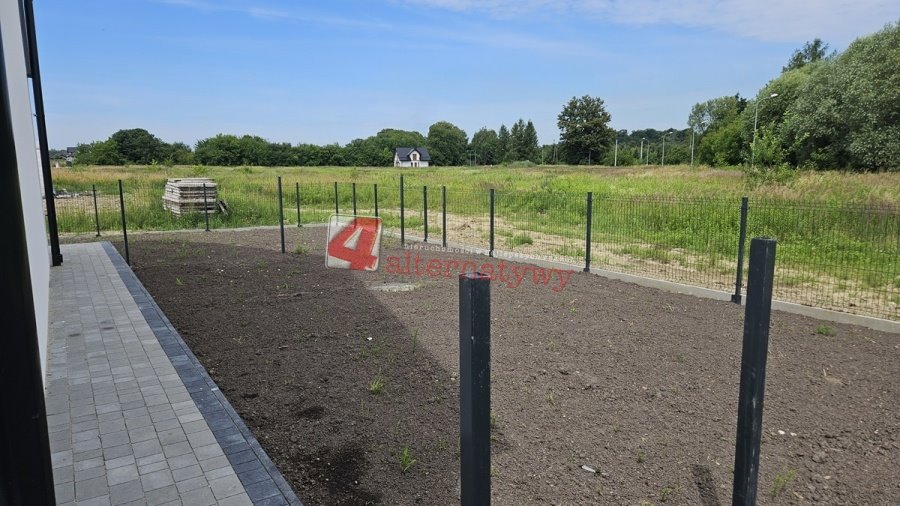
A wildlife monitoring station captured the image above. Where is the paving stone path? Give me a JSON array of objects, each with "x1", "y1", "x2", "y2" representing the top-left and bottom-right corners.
[{"x1": 46, "y1": 242, "x2": 300, "y2": 506}]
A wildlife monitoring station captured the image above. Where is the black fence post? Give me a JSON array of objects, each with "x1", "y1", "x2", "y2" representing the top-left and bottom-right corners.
[
  {"x1": 374, "y1": 183, "x2": 379, "y2": 217},
  {"x1": 277, "y1": 177, "x2": 285, "y2": 254},
  {"x1": 92, "y1": 184, "x2": 100, "y2": 237},
  {"x1": 118, "y1": 179, "x2": 129, "y2": 265},
  {"x1": 489, "y1": 189, "x2": 495, "y2": 257},
  {"x1": 400, "y1": 175, "x2": 405, "y2": 246},
  {"x1": 202, "y1": 183, "x2": 210, "y2": 232},
  {"x1": 352, "y1": 182, "x2": 357, "y2": 216},
  {"x1": 732, "y1": 197, "x2": 750, "y2": 304},
  {"x1": 732, "y1": 237, "x2": 777, "y2": 506},
  {"x1": 442, "y1": 185, "x2": 447, "y2": 248},
  {"x1": 459, "y1": 273, "x2": 491, "y2": 506},
  {"x1": 584, "y1": 191, "x2": 593, "y2": 272},
  {"x1": 423, "y1": 186, "x2": 428, "y2": 243},
  {"x1": 334, "y1": 182, "x2": 339, "y2": 215},
  {"x1": 295, "y1": 182, "x2": 301, "y2": 227}
]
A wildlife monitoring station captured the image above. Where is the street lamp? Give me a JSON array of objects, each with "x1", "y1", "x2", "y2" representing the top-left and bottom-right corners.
[
  {"x1": 690, "y1": 120, "x2": 709, "y2": 167},
  {"x1": 751, "y1": 92, "x2": 779, "y2": 169},
  {"x1": 662, "y1": 131, "x2": 674, "y2": 166}
]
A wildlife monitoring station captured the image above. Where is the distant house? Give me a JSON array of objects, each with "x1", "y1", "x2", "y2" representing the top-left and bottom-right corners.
[{"x1": 394, "y1": 147, "x2": 430, "y2": 168}]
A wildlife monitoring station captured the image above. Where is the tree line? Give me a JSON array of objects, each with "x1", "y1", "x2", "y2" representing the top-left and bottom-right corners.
[
  {"x1": 70, "y1": 22, "x2": 897, "y2": 171},
  {"x1": 688, "y1": 23, "x2": 899, "y2": 171}
]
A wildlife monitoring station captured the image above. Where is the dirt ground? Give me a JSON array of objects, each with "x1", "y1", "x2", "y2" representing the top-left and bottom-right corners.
[{"x1": 112, "y1": 227, "x2": 899, "y2": 505}]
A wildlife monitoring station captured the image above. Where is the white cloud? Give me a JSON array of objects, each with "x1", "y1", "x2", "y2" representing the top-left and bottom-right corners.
[{"x1": 403, "y1": 0, "x2": 900, "y2": 44}]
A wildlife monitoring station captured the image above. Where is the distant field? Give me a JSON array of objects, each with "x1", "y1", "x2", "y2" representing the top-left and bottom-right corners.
[
  {"x1": 52, "y1": 164, "x2": 900, "y2": 206},
  {"x1": 51, "y1": 164, "x2": 899, "y2": 320}
]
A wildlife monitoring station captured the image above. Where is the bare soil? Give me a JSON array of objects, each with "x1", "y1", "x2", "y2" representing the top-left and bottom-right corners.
[{"x1": 116, "y1": 227, "x2": 900, "y2": 505}]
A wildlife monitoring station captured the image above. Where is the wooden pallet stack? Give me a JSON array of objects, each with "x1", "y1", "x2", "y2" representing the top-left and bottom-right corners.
[{"x1": 162, "y1": 178, "x2": 218, "y2": 215}]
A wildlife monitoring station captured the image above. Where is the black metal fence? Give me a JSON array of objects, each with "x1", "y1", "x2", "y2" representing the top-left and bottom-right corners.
[{"x1": 51, "y1": 176, "x2": 899, "y2": 321}]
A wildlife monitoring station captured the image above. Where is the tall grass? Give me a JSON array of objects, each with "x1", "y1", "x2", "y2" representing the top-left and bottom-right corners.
[{"x1": 52, "y1": 164, "x2": 899, "y2": 319}]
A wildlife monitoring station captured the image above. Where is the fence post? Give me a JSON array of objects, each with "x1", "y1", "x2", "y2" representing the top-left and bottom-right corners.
[
  {"x1": 584, "y1": 192, "x2": 593, "y2": 272},
  {"x1": 732, "y1": 197, "x2": 750, "y2": 304},
  {"x1": 352, "y1": 182, "x2": 357, "y2": 216},
  {"x1": 459, "y1": 272, "x2": 491, "y2": 506},
  {"x1": 118, "y1": 179, "x2": 129, "y2": 265},
  {"x1": 92, "y1": 184, "x2": 100, "y2": 237},
  {"x1": 442, "y1": 185, "x2": 447, "y2": 248},
  {"x1": 202, "y1": 183, "x2": 210, "y2": 232},
  {"x1": 400, "y1": 175, "x2": 405, "y2": 246},
  {"x1": 295, "y1": 182, "x2": 301, "y2": 227},
  {"x1": 374, "y1": 183, "x2": 379, "y2": 217},
  {"x1": 732, "y1": 237, "x2": 777, "y2": 506},
  {"x1": 334, "y1": 182, "x2": 339, "y2": 215},
  {"x1": 423, "y1": 186, "x2": 428, "y2": 243},
  {"x1": 489, "y1": 189, "x2": 495, "y2": 258},
  {"x1": 278, "y1": 177, "x2": 285, "y2": 254}
]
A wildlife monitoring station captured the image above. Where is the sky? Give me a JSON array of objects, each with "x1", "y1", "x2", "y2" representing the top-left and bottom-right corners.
[{"x1": 35, "y1": 0, "x2": 899, "y2": 149}]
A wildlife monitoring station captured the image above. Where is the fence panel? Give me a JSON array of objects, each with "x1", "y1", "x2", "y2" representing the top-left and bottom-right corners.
[
  {"x1": 495, "y1": 189, "x2": 584, "y2": 265},
  {"x1": 747, "y1": 201, "x2": 899, "y2": 320},
  {"x1": 444, "y1": 189, "x2": 492, "y2": 255},
  {"x1": 590, "y1": 196, "x2": 740, "y2": 292}
]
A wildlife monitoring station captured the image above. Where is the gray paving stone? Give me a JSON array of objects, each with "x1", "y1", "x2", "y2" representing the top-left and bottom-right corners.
[
  {"x1": 102, "y1": 444, "x2": 133, "y2": 461},
  {"x1": 55, "y1": 480, "x2": 75, "y2": 503},
  {"x1": 175, "y1": 475, "x2": 208, "y2": 494},
  {"x1": 178, "y1": 486, "x2": 216, "y2": 506},
  {"x1": 144, "y1": 484, "x2": 178, "y2": 506},
  {"x1": 140, "y1": 468, "x2": 174, "y2": 492},
  {"x1": 75, "y1": 466, "x2": 107, "y2": 482},
  {"x1": 106, "y1": 463, "x2": 139, "y2": 487},
  {"x1": 100, "y1": 430, "x2": 130, "y2": 448},
  {"x1": 132, "y1": 439, "x2": 163, "y2": 459},
  {"x1": 209, "y1": 474, "x2": 245, "y2": 500},
  {"x1": 75, "y1": 475, "x2": 108, "y2": 501},
  {"x1": 76, "y1": 494, "x2": 111, "y2": 506},
  {"x1": 217, "y1": 493, "x2": 254, "y2": 506},
  {"x1": 171, "y1": 464, "x2": 203, "y2": 483},
  {"x1": 108, "y1": 478, "x2": 143, "y2": 505}
]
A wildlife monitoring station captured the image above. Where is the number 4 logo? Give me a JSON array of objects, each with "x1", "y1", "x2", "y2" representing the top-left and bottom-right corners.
[{"x1": 326, "y1": 215, "x2": 383, "y2": 271}]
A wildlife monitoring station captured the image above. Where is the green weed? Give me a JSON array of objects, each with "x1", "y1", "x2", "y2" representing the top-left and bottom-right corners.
[
  {"x1": 815, "y1": 325, "x2": 836, "y2": 336},
  {"x1": 369, "y1": 374, "x2": 384, "y2": 395},
  {"x1": 399, "y1": 446, "x2": 416, "y2": 474},
  {"x1": 508, "y1": 233, "x2": 534, "y2": 247},
  {"x1": 770, "y1": 467, "x2": 797, "y2": 498}
]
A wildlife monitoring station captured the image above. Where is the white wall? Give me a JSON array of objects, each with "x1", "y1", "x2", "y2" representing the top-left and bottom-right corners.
[{"x1": 1, "y1": 0, "x2": 51, "y2": 382}]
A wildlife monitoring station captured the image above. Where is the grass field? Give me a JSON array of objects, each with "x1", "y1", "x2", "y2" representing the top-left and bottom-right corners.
[{"x1": 51, "y1": 164, "x2": 899, "y2": 320}]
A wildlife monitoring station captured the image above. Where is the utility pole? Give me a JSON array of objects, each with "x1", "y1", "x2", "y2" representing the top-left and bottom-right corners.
[{"x1": 614, "y1": 139, "x2": 618, "y2": 167}]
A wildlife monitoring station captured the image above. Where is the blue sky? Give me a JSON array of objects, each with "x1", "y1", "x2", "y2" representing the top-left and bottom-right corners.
[{"x1": 36, "y1": 0, "x2": 898, "y2": 148}]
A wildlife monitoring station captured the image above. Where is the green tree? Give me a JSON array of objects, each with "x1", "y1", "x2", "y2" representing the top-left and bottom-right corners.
[
  {"x1": 74, "y1": 140, "x2": 124, "y2": 165},
  {"x1": 164, "y1": 142, "x2": 194, "y2": 165},
  {"x1": 195, "y1": 134, "x2": 241, "y2": 165},
  {"x1": 782, "y1": 22, "x2": 900, "y2": 170},
  {"x1": 783, "y1": 38, "x2": 834, "y2": 72},
  {"x1": 427, "y1": 121, "x2": 468, "y2": 166},
  {"x1": 109, "y1": 128, "x2": 166, "y2": 164},
  {"x1": 470, "y1": 128, "x2": 499, "y2": 165},
  {"x1": 497, "y1": 124, "x2": 510, "y2": 163},
  {"x1": 557, "y1": 95, "x2": 615, "y2": 164},
  {"x1": 522, "y1": 120, "x2": 540, "y2": 162}
]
